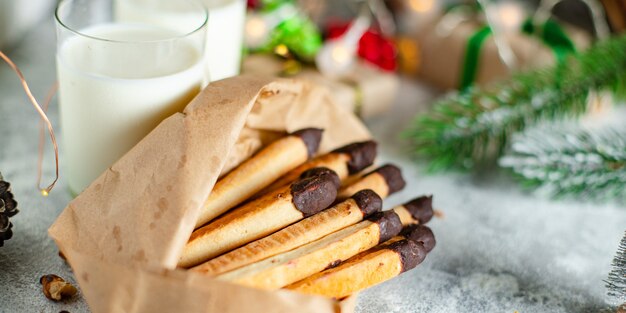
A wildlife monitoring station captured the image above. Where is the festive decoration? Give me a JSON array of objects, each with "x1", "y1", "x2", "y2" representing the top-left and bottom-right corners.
[
  {"x1": 499, "y1": 123, "x2": 626, "y2": 201},
  {"x1": 315, "y1": 0, "x2": 398, "y2": 75},
  {"x1": 405, "y1": 34, "x2": 626, "y2": 172},
  {"x1": 245, "y1": 0, "x2": 399, "y2": 74},
  {"x1": 242, "y1": 1, "x2": 400, "y2": 117},
  {"x1": 244, "y1": 0, "x2": 322, "y2": 61},
  {"x1": 0, "y1": 49, "x2": 63, "y2": 245},
  {"x1": 1, "y1": 51, "x2": 59, "y2": 194},
  {"x1": 0, "y1": 172, "x2": 18, "y2": 247},
  {"x1": 411, "y1": 1, "x2": 592, "y2": 90},
  {"x1": 486, "y1": 1, "x2": 527, "y2": 33},
  {"x1": 326, "y1": 21, "x2": 397, "y2": 72},
  {"x1": 316, "y1": 13, "x2": 371, "y2": 77},
  {"x1": 606, "y1": 231, "x2": 626, "y2": 307},
  {"x1": 245, "y1": 3, "x2": 297, "y2": 49}
]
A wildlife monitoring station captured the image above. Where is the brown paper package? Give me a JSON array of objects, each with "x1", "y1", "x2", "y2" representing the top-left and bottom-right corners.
[
  {"x1": 415, "y1": 17, "x2": 591, "y2": 90},
  {"x1": 48, "y1": 75, "x2": 370, "y2": 313},
  {"x1": 243, "y1": 54, "x2": 399, "y2": 118}
]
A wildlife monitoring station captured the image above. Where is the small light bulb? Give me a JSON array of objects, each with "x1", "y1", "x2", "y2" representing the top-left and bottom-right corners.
[
  {"x1": 316, "y1": 40, "x2": 356, "y2": 77},
  {"x1": 274, "y1": 44, "x2": 289, "y2": 57},
  {"x1": 330, "y1": 44, "x2": 351, "y2": 64},
  {"x1": 245, "y1": 14, "x2": 270, "y2": 49},
  {"x1": 408, "y1": 0, "x2": 435, "y2": 13},
  {"x1": 495, "y1": 2, "x2": 526, "y2": 33},
  {"x1": 41, "y1": 189, "x2": 49, "y2": 197},
  {"x1": 244, "y1": 3, "x2": 298, "y2": 49}
]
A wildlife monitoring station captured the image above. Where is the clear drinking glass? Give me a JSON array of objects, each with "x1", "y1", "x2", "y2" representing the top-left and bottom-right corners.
[{"x1": 55, "y1": 0, "x2": 208, "y2": 195}]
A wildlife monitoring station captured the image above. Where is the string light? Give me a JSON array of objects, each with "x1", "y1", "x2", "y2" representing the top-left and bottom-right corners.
[
  {"x1": 316, "y1": 13, "x2": 371, "y2": 77},
  {"x1": 245, "y1": 14, "x2": 270, "y2": 49},
  {"x1": 0, "y1": 51, "x2": 59, "y2": 196},
  {"x1": 489, "y1": 1, "x2": 526, "y2": 33},
  {"x1": 274, "y1": 44, "x2": 289, "y2": 57},
  {"x1": 244, "y1": 3, "x2": 297, "y2": 49},
  {"x1": 408, "y1": 0, "x2": 435, "y2": 13}
]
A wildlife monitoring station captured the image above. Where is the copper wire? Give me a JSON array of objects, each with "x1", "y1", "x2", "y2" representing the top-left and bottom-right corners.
[{"x1": 0, "y1": 51, "x2": 59, "y2": 195}]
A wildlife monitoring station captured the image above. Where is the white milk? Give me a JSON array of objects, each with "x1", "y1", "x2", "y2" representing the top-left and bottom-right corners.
[
  {"x1": 115, "y1": 0, "x2": 246, "y2": 81},
  {"x1": 204, "y1": 0, "x2": 246, "y2": 81},
  {"x1": 57, "y1": 23, "x2": 204, "y2": 194}
]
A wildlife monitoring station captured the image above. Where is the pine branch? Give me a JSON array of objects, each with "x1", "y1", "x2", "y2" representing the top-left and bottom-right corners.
[
  {"x1": 606, "y1": 231, "x2": 626, "y2": 304},
  {"x1": 405, "y1": 35, "x2": 626, "y2": 171},
  {"x1": 499, "y1": 123, "x2": 626, "y2": 201}
]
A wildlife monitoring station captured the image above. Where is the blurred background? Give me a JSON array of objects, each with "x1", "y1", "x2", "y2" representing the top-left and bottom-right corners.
[{"x1": 1, "y1": 0, "x2": 626, "y2": 312}]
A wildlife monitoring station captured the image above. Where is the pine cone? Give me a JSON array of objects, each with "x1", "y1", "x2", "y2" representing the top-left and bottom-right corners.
[{"x1": 0, "y1": 173, "x2": 18, "y2": 247}]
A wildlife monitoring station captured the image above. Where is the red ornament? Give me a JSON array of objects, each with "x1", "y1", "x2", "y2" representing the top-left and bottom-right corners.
[
  {"x1": 247, "y1": 0, "x2": 261, "y2": 10},
  {"x1": 326, "y1": 22, "x2": 397, "y2": 72}
]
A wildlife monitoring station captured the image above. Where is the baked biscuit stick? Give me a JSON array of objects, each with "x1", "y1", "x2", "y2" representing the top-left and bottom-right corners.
[
  {"x1": 286, "y1": 225, "x2": 433, "y2": 298},
  {"x1": 192, "y1": 189, "x2": 382, "y2": 276},
  {"x1": 217, "y1": 211, "x2": 403, "y2": 290},
  {"x1": 195, "y1": 128, "x2": 323, "y2": 228},
  {"x1": 391, "y1": 196, "x2": 434, "y2": 226},
  {"x1": 179, "y1": 170, "x2": 338, "y2": 268},
  {"x1": 337, "y1": 164, "x2": 405, "y2": 201},
  {"x1": 259, "y1": 141, "x2": 377, "y2": 195}
]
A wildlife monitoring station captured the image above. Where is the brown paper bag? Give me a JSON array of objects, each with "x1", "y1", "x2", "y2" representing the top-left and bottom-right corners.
[
  {"x1": 49, "y1": 75, "x2": 370, "y2": 313},
  {"x1": 416, "y1": 17, "x2": 591, "y2": 90}
]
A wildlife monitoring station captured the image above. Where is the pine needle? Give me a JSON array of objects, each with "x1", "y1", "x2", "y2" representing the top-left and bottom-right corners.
[
  {"x1": 499, "y1": 123, "x2": 626, "y2": 202},
  {"x1": 606, "y1": 231, "x2": 626, "y2": 304},
  {"x1": 405, "y1": 35, "x2": 626, "y2": 172}
]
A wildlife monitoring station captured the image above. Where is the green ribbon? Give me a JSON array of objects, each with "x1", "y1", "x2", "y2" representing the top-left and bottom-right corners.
[
  {"x1": 459, "y1": 26, "x2": 492, "y2": 90},
  {"x1": 459, "y1": 18, "x2": 577, "y2": 90},
  {"x1": 522, "y1": 18, "x2": 577, "y2": 63}
]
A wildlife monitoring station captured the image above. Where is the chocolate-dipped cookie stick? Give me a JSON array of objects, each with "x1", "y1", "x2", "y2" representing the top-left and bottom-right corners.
[
  {"x1": 391, "y1": 196, "x2": 434, "y2": 226},
  {"x1": 217, "y1": 211, "x2": 403, "y2": 290},
  {"x1": 191, "y1": 189, "x2": 382, "y2": 276},
  {"x1": 286, "y1": 225, "x2": 433, "y2": 298},
  {"x1": 179, "y1": 170, "x2": 339, "y2": 268},
  {"x1": 259, "y1": 141, "x2": 377, "y2": 195},
  {"x1": 337, "y1": 164, "x2": 406, "y2": 201},
  {"x1": 400, "y1": 224, "x2": 436, "y2": 253},
  {"x1": 194, "y1": 128, "x2": 323, "y2": 228}
]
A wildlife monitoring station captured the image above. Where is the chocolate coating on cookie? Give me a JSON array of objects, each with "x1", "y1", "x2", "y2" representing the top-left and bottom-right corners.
[
  {"x1": 401, "y1": 224, "x2": 436, "y2": 252},
  {"x1": 351, "y1": 189, "x2": 382, "y2": 216},
  {"x1": 367, "y1": 211, "x2": 402, "y2": 244},
  {"x1": 388, "y1": 239, "x2": 427, "y2": 273},
  {"x1": 369, "y1": 164, "x2": 405, "y2": 195},
  {"x1": 332, "y1": 141, "x2": 377, "y2": 174},
  {"x1": 291, "y1": 172, "x2": 338, "y2": 217},
  {"x1": 299, "y1": 167, "x2": 340, "y2": 189},
  {"x1": 291, "y1": 128, "x2": 324, "y2": 158},
  {"x1": 403, "y1": 196, "x2": 434, "y2": 224}
]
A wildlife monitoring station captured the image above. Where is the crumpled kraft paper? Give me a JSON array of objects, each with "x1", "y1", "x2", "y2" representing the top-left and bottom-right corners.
[{"x1": 49, "y1": 75, "x2": 369, "y2": 313}]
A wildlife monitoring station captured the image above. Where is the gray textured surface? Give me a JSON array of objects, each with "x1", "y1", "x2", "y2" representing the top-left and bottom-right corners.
[{"x1": 1, "y1": 17, "x2": 625, "y2": 313}]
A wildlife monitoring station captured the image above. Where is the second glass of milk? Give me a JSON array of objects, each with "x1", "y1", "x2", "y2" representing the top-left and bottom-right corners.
[
  {"x1": 55, "y1": 0, "x2": 208, "y2": 195},
  {"x1": 115, "y1": 0, "x2": 246, "y2": 82}
]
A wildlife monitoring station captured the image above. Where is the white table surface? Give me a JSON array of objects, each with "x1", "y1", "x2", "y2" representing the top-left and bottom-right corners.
[{"x1": 0, "y1": 17, "x2": 624, "y2": 313}]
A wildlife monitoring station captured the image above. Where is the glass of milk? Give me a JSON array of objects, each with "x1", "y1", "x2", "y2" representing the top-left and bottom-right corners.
[
  {"x1": 55, "y1": 0, "x2": 208, "y2": 195},
  {"x1": 116, "y1": 0, "x2": 246, "y2": 82}
]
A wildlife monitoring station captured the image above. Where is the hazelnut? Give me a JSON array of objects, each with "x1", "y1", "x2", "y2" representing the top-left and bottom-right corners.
[{"x1": 40, "y1": 274, "x2": 77, "y2": 301}]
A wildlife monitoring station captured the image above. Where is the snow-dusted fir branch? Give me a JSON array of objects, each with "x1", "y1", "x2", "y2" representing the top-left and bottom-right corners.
[
  {"x1": 606, "y1": 231, "x2": 626, "y2": 304},
  {"x1": 499, "y1": 123, "x2": 626, "y2": 201},
  {"x1": 405, "y1": 35, "x2": 626, "y2": 171}
]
